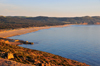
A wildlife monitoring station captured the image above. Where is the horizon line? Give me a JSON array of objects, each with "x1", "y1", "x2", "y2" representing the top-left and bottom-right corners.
[{"x1": 0, "y1": 15, "x2": 100, "y2": 18}]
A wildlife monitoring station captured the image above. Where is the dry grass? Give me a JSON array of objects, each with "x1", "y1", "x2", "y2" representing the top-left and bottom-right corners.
[{"x1": 0, "y1": 42, "x2": 89, "y2": 66}]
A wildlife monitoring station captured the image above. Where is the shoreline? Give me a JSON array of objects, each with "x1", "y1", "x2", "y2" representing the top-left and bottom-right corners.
[
  {"x1": 0, "y1": 41, "x2": 89, "y2": 66},
  {"x1": 0, "y1": 24, "x2": 90, "y2": 66},
  {"x1": 0, "y1": 24, "x2": 72, "y2": 38},
  {"x1": 0, "y1": 24, "x2": 72, "y2": 45},
  {"x1": 0, "y1": 24, "x2": 88, "y2": 45},
  {"x1": 0, "y1": 24, "x2": 95, "y2": 45}
]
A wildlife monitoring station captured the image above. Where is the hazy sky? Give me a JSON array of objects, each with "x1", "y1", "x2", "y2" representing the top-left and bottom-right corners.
[{"x1": 0, "y1": 0, "x2": 100, "y2": 17}]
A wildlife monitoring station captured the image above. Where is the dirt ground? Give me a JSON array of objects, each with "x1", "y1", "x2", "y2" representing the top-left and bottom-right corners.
[{"x1": 0, "y1": 58, "x2": 34, "y2": 66}]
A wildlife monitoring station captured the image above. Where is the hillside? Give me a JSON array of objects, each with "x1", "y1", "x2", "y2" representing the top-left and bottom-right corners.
[
  {"x1": 0, "y1": 41, "x2": 89, "y2": 66},
  {"x1": 0, "y1": 16, "x2": 100, "y2": 29}
]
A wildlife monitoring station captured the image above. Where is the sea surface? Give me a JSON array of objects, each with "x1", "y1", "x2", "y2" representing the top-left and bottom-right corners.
[{"x1": 9, "y1": 25, "x2": 100, "y2": 66}]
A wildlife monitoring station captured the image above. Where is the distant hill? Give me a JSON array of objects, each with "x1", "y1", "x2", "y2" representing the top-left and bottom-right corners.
[{"x1": 0, "y1": 16, "x2": 100, "y2": 29}]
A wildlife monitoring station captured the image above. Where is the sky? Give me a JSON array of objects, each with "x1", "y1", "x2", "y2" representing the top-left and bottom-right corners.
[{"x1": 0, "y1": 0, "x2": 100, "y2": 17}]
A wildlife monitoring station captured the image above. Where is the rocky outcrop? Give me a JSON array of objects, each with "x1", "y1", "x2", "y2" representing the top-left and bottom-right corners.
[{"x1": 0, "y1": 37, "x2": 34, "y2": 45}]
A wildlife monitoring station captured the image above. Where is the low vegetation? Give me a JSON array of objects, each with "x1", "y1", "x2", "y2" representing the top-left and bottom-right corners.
[
  {"x1": 0, "y1": 16, "x2": 100, "y2": 29},
  {"x1": 0, "y1": 41, "x2": 89, "y2": 66}
]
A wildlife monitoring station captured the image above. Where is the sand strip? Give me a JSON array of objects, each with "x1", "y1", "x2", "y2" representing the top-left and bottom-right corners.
[{"x1": 0, "y1": 24, "x2": 71, "y2": 38}]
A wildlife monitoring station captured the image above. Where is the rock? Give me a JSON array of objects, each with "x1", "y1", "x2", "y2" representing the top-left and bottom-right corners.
[
  {"x1": 30, "y1": 42, "x2": 34, "y2": 45},
  {"x1": 15, "y1": 40, "x2": 19, "y2": 42},
  {"x1": 42, "y1": 63, "x2": 44, "y2": 66},
  {"x1": 4, "y1": 40, "x2": 9, "y2": 43},
  {"x1": 0, "y1": 39, "x2": 5, "y2": 42},
  {"x1": 7, "y1": 53, "x2": 14, "y2": 59},
  {"x1": 26, "y1": 41, "x2": 28, "y2": 42}
]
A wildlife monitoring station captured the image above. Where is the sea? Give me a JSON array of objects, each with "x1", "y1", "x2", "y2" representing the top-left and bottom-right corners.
[{"x1": 9, "y1": 25, "x2": 100, "y2": 66}]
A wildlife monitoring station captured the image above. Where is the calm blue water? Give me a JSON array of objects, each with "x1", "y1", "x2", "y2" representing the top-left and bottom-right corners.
[{"x1": 9, "y1": 25, "x2": 100, "y2": 66}]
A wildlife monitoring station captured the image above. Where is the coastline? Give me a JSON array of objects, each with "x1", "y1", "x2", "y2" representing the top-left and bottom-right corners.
[
  {"x1": 0, "y1": 41, "x2": 89, "y2": 66},
  {"x1": 0, "y1": 24, "x2": 71, "y2": 38},
  {"x1": 0, "y1": 24, "x2": 90, "y2": 66},
  {"x1": 0, "y1": 24, "x2": 72, "y2": 45}
]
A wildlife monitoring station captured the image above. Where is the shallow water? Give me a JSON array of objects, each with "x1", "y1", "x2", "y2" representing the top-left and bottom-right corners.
[{"x1": 9, "y1": 25, "x2": 100, "y2": 66}]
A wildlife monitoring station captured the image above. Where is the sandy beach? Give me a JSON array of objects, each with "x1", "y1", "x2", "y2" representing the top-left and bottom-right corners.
[
  {"x1": 0, "y1": 24, "x2": 71, "y2": 38},
  {"x1": 0, "y1": 24, "x2": 71, "y2": 45}
]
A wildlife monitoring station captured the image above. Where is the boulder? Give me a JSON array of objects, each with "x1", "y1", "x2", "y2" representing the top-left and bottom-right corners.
[
  {"x1": 15, "y1": 40, "x2": 19, "y2": 42},
  {"x1": 4, "y1": 40, "x2": 9, "y2": 43},
  {"x1": 7, "y1": 53, "x2": 14, "y2": 59}
]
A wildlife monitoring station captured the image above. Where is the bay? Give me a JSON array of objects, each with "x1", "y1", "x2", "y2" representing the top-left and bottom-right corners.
[{"x1": 9, "y1": 25, "x2": 100, "y2": 66}]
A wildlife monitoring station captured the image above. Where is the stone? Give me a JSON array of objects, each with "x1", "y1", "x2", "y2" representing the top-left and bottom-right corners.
[
  {"x1": 4, "y1": 40, "x2": 9, "y2": 43},
  {"x1": 15, "y1": 40, "x2": 19, "y2": 42},
  {"x1": 7, "y1": 53, "x2": 14, "y2": 59}
]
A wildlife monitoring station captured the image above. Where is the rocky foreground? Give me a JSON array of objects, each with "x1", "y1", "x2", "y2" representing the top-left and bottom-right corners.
[
  {"x1": 0, "y1": 58, "x2": 34, "y2": 66},
  {"x1": 0, "y1": 41, "x2": 90, "y2": 66}
]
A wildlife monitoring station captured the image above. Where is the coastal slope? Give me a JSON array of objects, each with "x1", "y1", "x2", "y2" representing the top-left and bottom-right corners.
[{"x1": 0, "y1": 41, "x2": 89, "y2": 66}]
